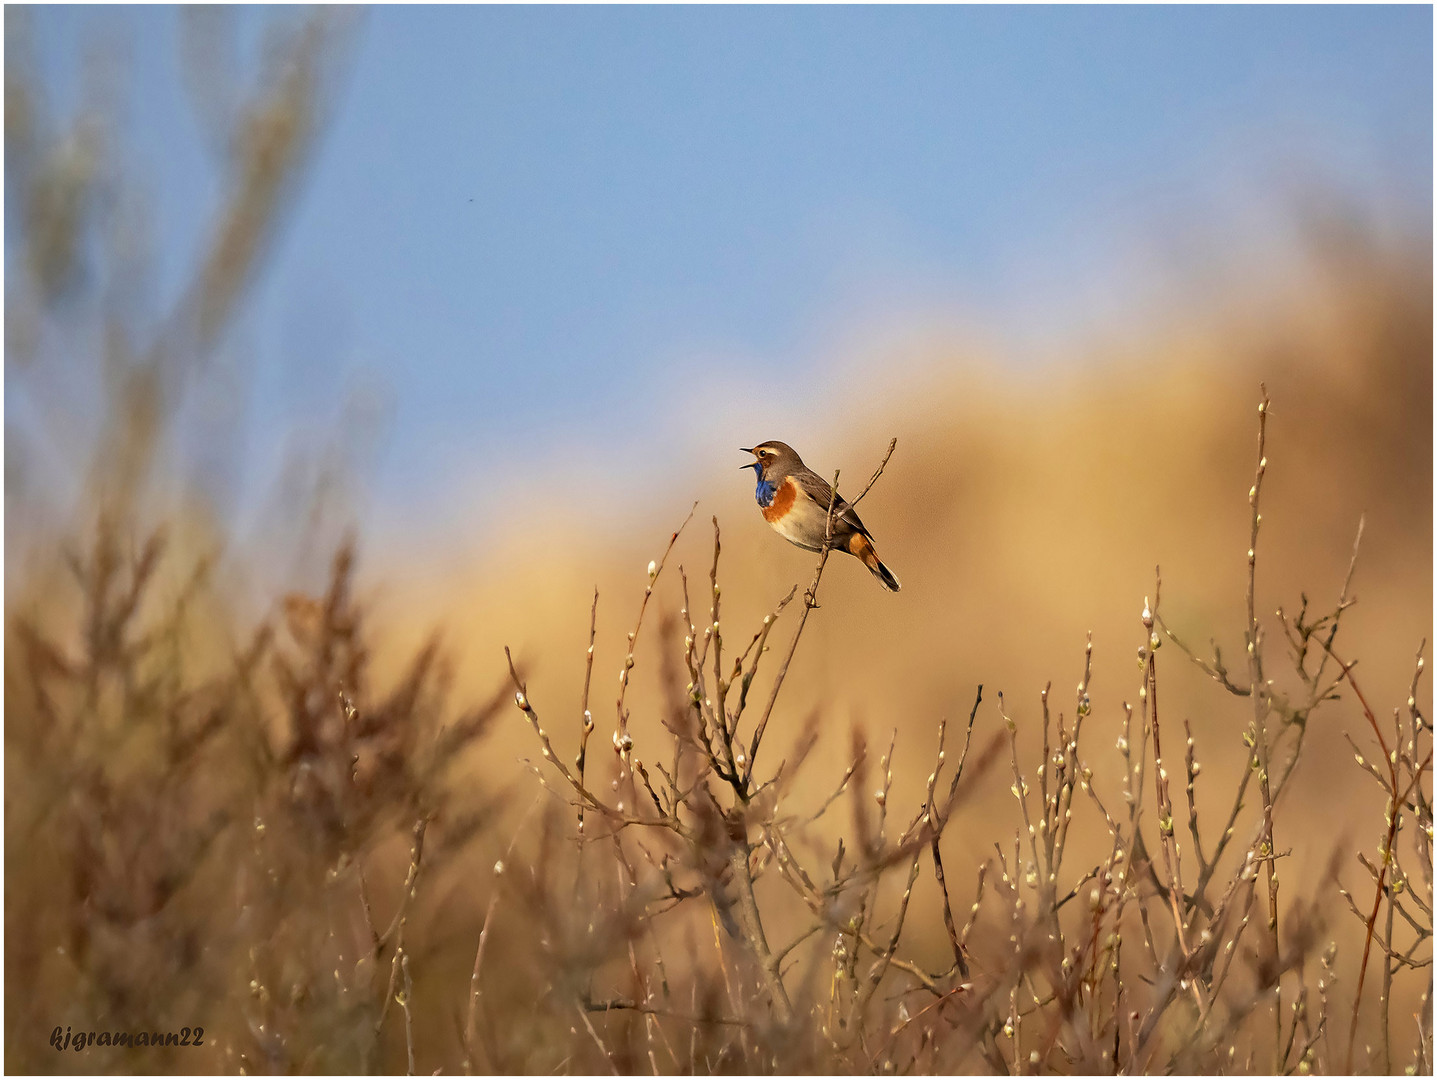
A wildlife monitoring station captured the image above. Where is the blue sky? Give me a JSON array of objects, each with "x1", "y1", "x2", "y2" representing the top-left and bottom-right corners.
[{"x1": 11, "y1": 5, "x2": 1433, "y2": 541}]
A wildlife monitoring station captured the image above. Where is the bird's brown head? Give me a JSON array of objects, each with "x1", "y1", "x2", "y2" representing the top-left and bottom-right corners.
[{"x1": 740, "y1": 441, "x2": 804, "y2": 481}]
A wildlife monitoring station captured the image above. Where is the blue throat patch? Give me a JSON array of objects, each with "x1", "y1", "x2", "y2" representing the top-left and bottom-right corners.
[{"x1": 755, "y1": 476, "x2": 778, "y2": 508}]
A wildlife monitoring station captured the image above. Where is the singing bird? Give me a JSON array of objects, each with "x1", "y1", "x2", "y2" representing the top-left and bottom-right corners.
[{"x1": 740, "y1": 441, "x2": 901, "y2": 592}]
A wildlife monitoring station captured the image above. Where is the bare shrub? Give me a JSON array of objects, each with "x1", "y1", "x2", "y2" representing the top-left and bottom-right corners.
[{"x1": 486, "y1": 394, "x2": 1430, "y2": 1074}]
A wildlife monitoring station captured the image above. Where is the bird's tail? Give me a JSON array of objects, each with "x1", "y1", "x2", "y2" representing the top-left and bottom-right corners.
[{"x1": 848, "y1": 533, "x2": 901, "y2": 592}]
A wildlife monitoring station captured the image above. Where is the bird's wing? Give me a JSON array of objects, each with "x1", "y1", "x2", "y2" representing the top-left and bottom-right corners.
[{"x1": 792, "y1": 469, "x2": 872, "y2": 537}]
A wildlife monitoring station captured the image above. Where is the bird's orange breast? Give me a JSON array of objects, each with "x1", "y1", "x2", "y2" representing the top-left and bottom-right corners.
[{"x1": 760, "y1": 477, "x2": 797, "y2": 523}]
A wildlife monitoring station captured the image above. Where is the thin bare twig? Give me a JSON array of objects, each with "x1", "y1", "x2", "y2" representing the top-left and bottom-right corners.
[{"x1": 576, "y1": 589, "x2": 599, "y2": 837}]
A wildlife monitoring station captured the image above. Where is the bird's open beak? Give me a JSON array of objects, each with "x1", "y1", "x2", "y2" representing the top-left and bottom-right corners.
[{"x1": 739, "y1": 448, "x2": 757, "y2": 470}]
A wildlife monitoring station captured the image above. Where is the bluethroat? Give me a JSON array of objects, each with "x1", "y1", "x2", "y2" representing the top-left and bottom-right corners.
[{"x1": 740, "y1": 441, "x2": 901, "y2": 592}]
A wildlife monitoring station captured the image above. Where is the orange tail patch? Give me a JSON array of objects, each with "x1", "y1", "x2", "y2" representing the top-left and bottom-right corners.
[
  {"x1": 848, "y1": 533, "x2": 901, "y2": 592},
  {"x1": 848, "y1": 533, "x2": 876, "y2": 561}
]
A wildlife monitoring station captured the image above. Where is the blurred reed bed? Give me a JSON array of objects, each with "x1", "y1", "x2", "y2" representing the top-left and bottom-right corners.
[{"x1": 6, "y1": 8, "x2": 1432, "y2": 1075}]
